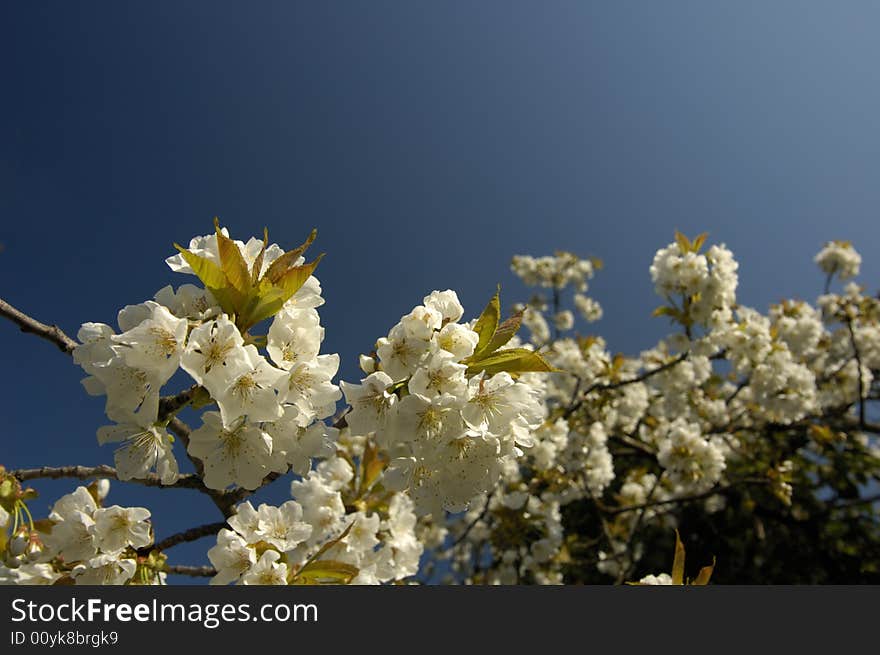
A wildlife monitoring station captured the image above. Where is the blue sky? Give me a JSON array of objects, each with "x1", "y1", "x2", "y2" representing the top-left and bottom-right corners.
[{"x1": 2, "y1": 2, "x2": 879, "y2": 581}]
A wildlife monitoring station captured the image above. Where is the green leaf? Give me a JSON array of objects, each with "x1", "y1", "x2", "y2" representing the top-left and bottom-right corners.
[
  {"x1": 293, "y1": 560, "x2": 359, "y2": 585},
  {"x1": 264, "y1": 228, "x2": 318, "y2": 284},
  {"x1": 674, "y1": 230, "x2": 692, "y2": 253},
  {"x1": 671, "y1": 529, "x2": 686, "y2": 585},
  {"x1": 472, "y1": 286, "x2": 501, "y2": 358},
  {"x1": 172, "y1": 245, "x2": 227, "y2": 288},
  {"x1": 240, "y1": 254, "x2": 324, "y2": 329},
  {"x1": 692, "y1": 557, "x2": 716, "y2": 585},
  {"x1": 214, "y1": 218, "x2": 252, "y2": 294},
  {"x1": 484, "y1": 309, "x2": 524, "y2": 355},
  {"x1": 465, "y1": 348, "x2": 557, "y2": 377},
  {"x1": 652, "y1": 305, "x2": 678, "y2": 319},
  {"x1": 250, "y1": 227, "x2": 269, "y2": 286},
  {"x1": 692, "y1": 232, "x2": 708, "y2": 253},
  {"x1": 360, "y1": 439, "x2": 387, "y2": 496},
  {"x1": 171, "y1": 245, "x2": 243, "y2": 315}
]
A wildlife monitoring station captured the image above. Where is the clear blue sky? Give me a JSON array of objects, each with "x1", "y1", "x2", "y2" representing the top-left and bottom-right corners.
[{"x1": 2, "y1": 2, "x2": 879, "y2": 580}]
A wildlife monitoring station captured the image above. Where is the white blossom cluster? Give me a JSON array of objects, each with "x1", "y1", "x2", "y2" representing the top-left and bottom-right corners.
[
  {"x1": 511, "y1": 251, "x2": 604, "y2": 345},
  {"x1": 341, "y1": 291, "x2": 546, "y2": 516},
  {"x1": 511, "y1": 251, "x2": 597, "y2": 291},
  {"x1": 649, "y1": 239, "x2": 738, "y2": 328},
  {"x1": 814, "y1": 240, "x2": 861, "y2": 281},
  {"x1": 5, "y1": 226, "x2": 880, "y2": 587},
  {"x1": 72, "y1": 227, "x2": 342, "y2": 490},
  {"x1": 208, "y1": 455, "x2": 422, "y2": 585},
  {"x1": 432, "y1": 234, "x2": 879, "y2": 585},
  {"x1": 1, "y1": 482, "x2": 161, "y2": 586}
]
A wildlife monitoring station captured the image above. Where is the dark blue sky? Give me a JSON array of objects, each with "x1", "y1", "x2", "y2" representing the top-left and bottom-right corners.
[{"x1": 2, "y1": 2, "x2": 879, "y2": 580}]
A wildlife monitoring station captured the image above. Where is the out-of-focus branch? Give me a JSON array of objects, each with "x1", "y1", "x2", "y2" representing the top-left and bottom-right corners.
[
  {"x1": 846, "y1": 318, "x2": 866, "y2": 429},
  {"x1": 0, "y1": 297, "x2": 78, "y2": 354},
  {"x1": 565, "y1": 351, "x2": 690, "y2": 417},
  {"x1": 607, "y1": 478, "x2": 770, "y2": 516},
  {"x1": 163, "y1": 565, "x2": 216, "y2": 578}
]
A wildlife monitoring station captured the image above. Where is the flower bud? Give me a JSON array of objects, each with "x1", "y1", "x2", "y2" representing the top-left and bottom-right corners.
[
  {"x1": 25, "y1": 534, "x2": 44, "y2": 562},
  {"x1": 8, "y1": 527, "x2": 29, "y2": 557},
  {"x1": 4, "y1": 552, "x2": 24, "y2": 569}
]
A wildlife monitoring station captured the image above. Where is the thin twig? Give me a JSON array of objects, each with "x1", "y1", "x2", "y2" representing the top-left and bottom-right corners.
[
  {"x1": 143, "y1": 521, "x2": 228, "y2": 554},
  {"x1": 163, "y1": 565, "x2": 216, "y2": 578},
  {"x1": 449, "y1": 493, "x2": 494, "y2": 551},
  {"x1": 846, "y1": 318, "x2": 866, "y2": 429},
  {"x1": 567, "y1": 351, "x2": 690, "y2": 416},
  {"x1": 0, "y1": 297, "x2": 78, "y2": 353},
  {"x1": 607, "y1": 478, "x2": 769, "y2": 516},
  {"x1": 11, "y1": 465, "x2": 204, "y2": 490}
]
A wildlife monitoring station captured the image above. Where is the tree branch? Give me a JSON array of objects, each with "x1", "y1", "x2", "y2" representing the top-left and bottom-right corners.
[
  {"x1": 846, "y1": 317, "x2": 866, "y2": 429},
  {"x1": 607, "y1": 478, "x2": 769, "y2": 516},
  {"x1": 163, "y1": 565, "x2": 216, "y2": 578},
  {"x1": 566, "y1": 351, "x2": 690, "y2": 417},
  {"x1": 10, "y1": 465, "x2": 204, "y2": 491},
  {"x1": 143, "y1": 521, "x2": 228, "y2": 555},
  {"x1": 0, "y1": 297, "x2": 78, "y2": 354}
]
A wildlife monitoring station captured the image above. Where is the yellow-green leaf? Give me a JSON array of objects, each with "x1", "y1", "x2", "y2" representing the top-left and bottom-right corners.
[
  {"x1": 472, "y1": 286, "x2": 501, "y2": 358},
  {"x1": 465, "y1": 348, "x2": 557, "y2": 376},
  {"x1": 264, "y1": 228, "x2": 318, "y2": 284},
  {"x1": 674, "y1": 230, "x2": 692, "y2": 253},
  {"x1": 293, "y1": 560, "x2": 359, "y2": 585},
  {"x1": 250, "y1": 227, "x2": 269, "y2": 286},
  {"x1": 692, "y1": 232, "x2": 708, "y2": 253},
  {"x1": 483, "y1": 309, "x2": 524, "y2": 356},
  {"x1": 214, "y1": 218, "x2": 252, "y2": 294},
  {"x1": 360, "y1": 439, "x2": 387, "y2": 494},
  {"x1": 172, "y1": 245, "x2": 227, "y2": 288},
  {"x1": 671, "y1": 529, "x2": 686, "y2": 585},
  {"x1": 242, "y1": 255, "x2": 324, "y2": 328},
  {"x1": 275, "y1": 255, "x2": 324, "y2": 301},
  {"x1": 692, "y1": 557, "x2": 715, "y2": 585},
  {"x1": 172, "y1": 245, "x2": 243, "y2": 315},
  {"x1": 652, "y1": 305, "x2": 678, "y2": 319}
]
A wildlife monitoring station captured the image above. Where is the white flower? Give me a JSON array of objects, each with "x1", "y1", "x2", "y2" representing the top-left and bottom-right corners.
[
  {"x1": 574, "y1": 293, "x2": 603, "y2": 322},
  {"x1": 553, "y1": 310, "x2": 574, "y2": 332},
  {"x1": 267, "y1": 307, "x2": 324, "y2": 370},
  {"x1": 215, "y1": 345, "x2": 286, "y2": 424},
  {"x1": 46, "y1": 512, "x2": 97, "y2": 563},
  {"x1": 241, "y1": 550, "x2": 288, "y2": 585},
  {"x1": 255, "y1": 501, "x2": 312, "y2": 551},
  {"x1": 91, "y1": 506, "x2": 152, "y2": 554},
  {"x1": 278, "y1": 354, "x2": 342, "y2": 426},
  {"x1": 208, "y1": 529, "x2": 256, "y2": 585},
  {"x1": 815, "y1": 240, "x2": 861, "y2": 280},
  {"x1": 407, "y1": 352, "x2": 468, "y2": 399},
  {"x1": 97, "y1": 422, "x2": 179, "y2": 484},
  {"x1": 376, "y1": 327, "x2": 432, "y2": 382},
  {"x1": 187, "y1": 412, "x2": 274, "y2": 490},
  {"x1": 111, "y1": 302, "x2": 189, "y2": 384},
  {"x1": 342, "y1": 512, "x2": 380, "y2": 555},
  {"x1": 435, "y1": 323, "x2": 479, "y2": 360},
  {"x1": 639, "y1": 573, "x2": 673, "y2": 585},
  {"x1": 387, "y1": 393, "x2": 464, "y2": 446},
  {"x1": 72, "y1": 555, "x2": 137, "y2": 585},
  {"x1": 263, "y1": 410, "x2": 336, "y2": 475},
  {"x1": 423, "y1": 290, "x2": 464, "y2": 323},
  {"x1": 180, "y1": 315, "x2": 249, "y2": 391},
  {"x1": 462, "y1": 372, "x2": 541, "y2": 435},
  {"x1": 340, "y1": 372, "x2": 397, "y2": 436},
  {"x1": 154, "y1": 283, "x2": 218, "y2": 320},
  {"x1": 48, "y1": 487, "x2": 97, "y2": 523}
]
